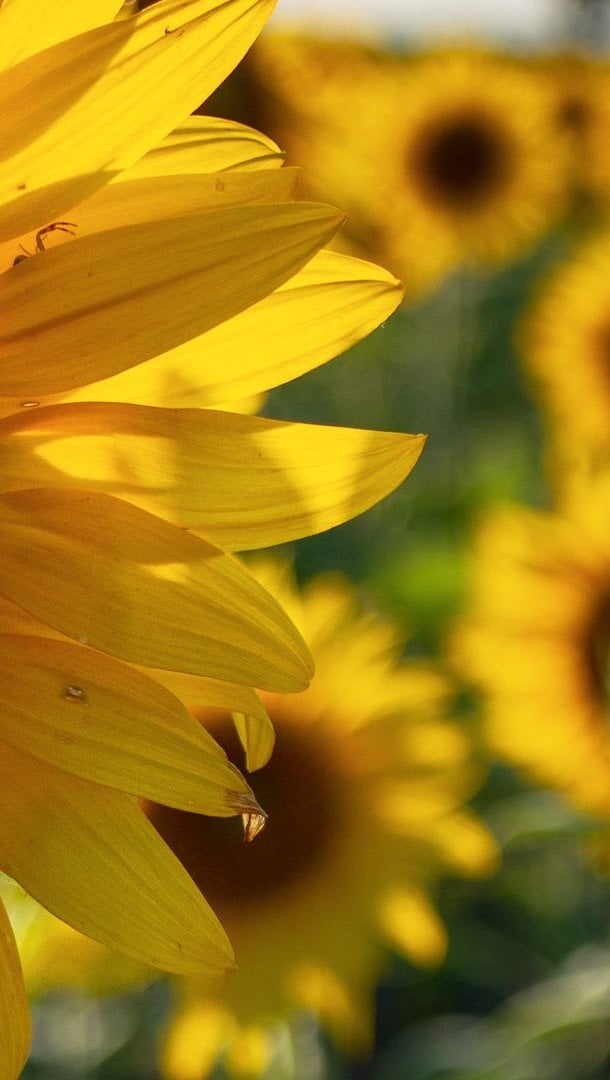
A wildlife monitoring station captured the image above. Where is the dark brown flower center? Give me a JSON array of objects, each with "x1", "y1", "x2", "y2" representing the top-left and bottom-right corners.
[
  {"x1": 409, "y1": 111, "x2": 509, "y2": 210},
  {"x1": 143, "y1": 709, "x2": 342, "y2": 912}
]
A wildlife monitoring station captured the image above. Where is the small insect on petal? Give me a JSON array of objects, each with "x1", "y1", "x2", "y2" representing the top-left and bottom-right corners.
[{"x1": 12, "y1": 221, "x2": 76, "y2": 265}]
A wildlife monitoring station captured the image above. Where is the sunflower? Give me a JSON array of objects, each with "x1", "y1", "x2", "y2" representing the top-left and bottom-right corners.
[
  {"x1": 247, "y1": 38, "x2": 570, "y2": 297},
  {"x1": 5, "y1": 563, "x2": 497, "y2": 1077},
  {"x1": 145, "y1": 562, "x2": 497, "y2": 1077},
  {"x1": 453, "y1": 477, "x2": 610, "y2": 823},
  {"x1": 566, "y1": 59, "x2": 610, "y2": 207},
  {"x1": 519, "y1": 230, "x2": 610, "y2": 491},
  {"x1": 524, "y1": 49, "x2": 610, "y2": 205},
  {"x1": 0, "y1": 1, "x2": 426, "y2": 1072}
]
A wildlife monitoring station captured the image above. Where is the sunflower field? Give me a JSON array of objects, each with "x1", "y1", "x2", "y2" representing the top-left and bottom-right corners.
[{"x1": 7, "y1": 1, "x2": 610, "y2": 1078}]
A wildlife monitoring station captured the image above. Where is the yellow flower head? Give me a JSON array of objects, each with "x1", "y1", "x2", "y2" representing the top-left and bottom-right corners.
[
  {"x1": 519, "y1": 230, "x2": 610, "y2": 493},
  {"x1": 524, "y1": 50, "x2": 610, "y2": 203},
  {"x1": 247, "y1": 38, "x2": 570, "y2": 297},
  {"x1": 453, "y1": 478, "x2": 610, "y2": 823},
  {"x1": 0, "y1": 2, "x2": 426, "y2": 1072},
  {"x1": 8, "y1": 563, "x2": 497, "y2": 1077},
  {"x1": 149, "y1": 562, "x2": 498, "y2": 1077}
]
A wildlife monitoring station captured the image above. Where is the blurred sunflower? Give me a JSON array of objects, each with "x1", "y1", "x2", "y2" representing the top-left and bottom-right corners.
[
  {"x1": 8, "y1": 563, "x2": 497, "y2": 1077},
  {"x1": 453, "y1": 478, "x2": 610, "y2": 823},
  {"x1": 519, "y1": 230, "x2": 610, "y2": 489},
  {"x1": 526, "y1": 49, "x2": 610, "y2": 206},
  {"x1": 247, "y1": 38, "x2": 569, "y2": 296},
  {"x1": 0, "y1": 1, "x2": 425, "y2": 1072},
  {"x1": 147, "y1": 562, "x2": 498, "y2": 1078},
  {"x1": 564, "y1": 59, "x2": 610, "y2": 207}
]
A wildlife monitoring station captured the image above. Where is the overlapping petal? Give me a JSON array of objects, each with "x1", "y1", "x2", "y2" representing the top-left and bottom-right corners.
[
  {"x1": 121, "y1": 116, "x2": 285, "y2": 178},
  {"x1": 0, "y1": 488, "x2": 312, "y2": 689},
  {"x1": 0, "y1": 633, "x2": 262, "y2": 815},
  {"x1": 1, "y1": 403, "x2": 425, "y2": 547},
  {"x1": 0, "y1": 743, "x2": 234, "y2": 974},
  {"x1": 0, "y1": 203, "x2": 342, "y2": 398},
  {"x1": 147, "y1": 669, "x2": 273, "y2": 770},
  {"x1": 0, "y1": 0, "x2": 123, "y2": 70},
  {"x1": 0, "y1": 0, "x2": 277, "y2": 240},
  {"x1": 51, "y1": 250, "x2": 402, "y2": 408},
  {"x1": 0, "y1": 594, "x2": 274, "y2": 771},
  {"x1": 0, "y1": 168, "x2": 301, "y2": 273}
]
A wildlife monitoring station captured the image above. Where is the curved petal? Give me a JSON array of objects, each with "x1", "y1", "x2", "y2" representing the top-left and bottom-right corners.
[
  {"x1": 144, "y1": 668, "x2": 274, "y2": 771},
  {"x1": 0, "y1": 597, "x2": 274, "y2": 767},
  {"x1": 0, "y1": 742, "x2": 234, "y2": 974},
  {"x1": 0, "y1": 0, "x2": 123, "y2": 70},
  {"x1": 0, "y1": 633, "x2": 261, "y2": 816},
  {"x1": 0, "y1": 0, "x2": 277, "y2": 240},
  {"x1": 0, "y1": 203, "x2": 342, "y2": 396},
  {"x1": 0, "y1": 898, "x2": 30, "y2": 1080},
  {"x1": 1, "y1": 404, "x2": 425, "y2": 549},
  {"x1": 80, "y1": 169, "x2": 300, "y2": 225},
  {"x1": 233, "y1": 710, "x2": 275, "y2": 771},
  {"x1": 57, "y1": 250, "x2": 404, "y2": 408},
  {"x1": 0, "y1": 488, "x2": 312, "y2": 691},
  {"x1": 148, "y1": 669, "x2": 270, "y2": 732},
  {"x1": 120, "y1": 116, "x2": 284, "y2": 178}
]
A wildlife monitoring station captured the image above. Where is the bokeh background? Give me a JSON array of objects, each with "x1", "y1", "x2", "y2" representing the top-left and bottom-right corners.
[{"x1": 15, "y1": 0, "x2": 610, "y2": 1075}]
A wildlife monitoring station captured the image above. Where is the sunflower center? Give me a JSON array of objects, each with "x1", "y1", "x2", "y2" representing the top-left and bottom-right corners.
[
  {"x1": 410, "y1": 111, "x2": 508, "y2": 210},
  {"x1": 143, "y1": 709, "x2": 342, "y2": 910}
]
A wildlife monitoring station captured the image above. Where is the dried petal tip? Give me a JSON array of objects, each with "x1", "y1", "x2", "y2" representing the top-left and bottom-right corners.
[
  {"x1": 242, "y1": 812, "x2": 267, "y2": 843},
  {"x1": 228, "y1": 792, "x2": 268, "y2": 842}
]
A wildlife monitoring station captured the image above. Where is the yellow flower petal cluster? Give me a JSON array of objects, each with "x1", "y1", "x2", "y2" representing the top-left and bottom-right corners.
[
  {"x1": 6, "y1": 563, "x2": 497, "y2": 1077},
  {"x1": 0, "y1": 1, "x2": 426, "y2": 1072},
  {"x1": 246, "y1": 37, "x2": 570, "y2": 297},
  {"x1": 453, "y1": 474, "x2": 610, "y2": 823}
]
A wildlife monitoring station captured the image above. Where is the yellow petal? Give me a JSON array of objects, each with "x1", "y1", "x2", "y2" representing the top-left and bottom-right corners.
[
  {"x1": 0, "y1": 742, "x2": 234, "y2": 974},
  {"x1": 378, "y1": 885, "x2": 448, "y2": 968},
  {"x1": 162, "y1": 999, "x2": 236, "y2": 1080},
  {"x1": 83, "y1": 169, "x2": 300, "y2": 225},
  {"x1": 121, "y1": 116, "x2": 284, "y2": 179},
  {"x1": 3, "y1": 403, "x2": 425, "y2": 548},
  {"x1": 0, "y1": 633, "x2": 259, "y2": 816},
  {"x1": 0, "y1": 488, "x2": 312, "y2": 691},
  {"x1": 0, "y1": 596, "x2": 274, "y2": 764},
  {"x1": 233, "y1": 710, "x2": 276, "y2": 771},
  {"x1": 0, "y1": 0, "x2": 277, "y2": 240},
  {"x1": 0, "y1": 0, "x2": 123, "y2": 70},
  {"x1": 0, "y1": 898, "x2": 30, "y2": 1080},
  {"x1": 0, "y1": 203, "x2": 342, "y2": 397},
  {"x1": 148, "y1": 669, "x2": 270, "y2": 726},
  {"x1": 0, "y1": 168, "x2": 300, "y2": 273},
  {"x1": 59, "y1": 249, "x2": 404, "y2": 408},
  {"x1": 144, "y1": 669, "x2": 274, "y2": 771}
]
